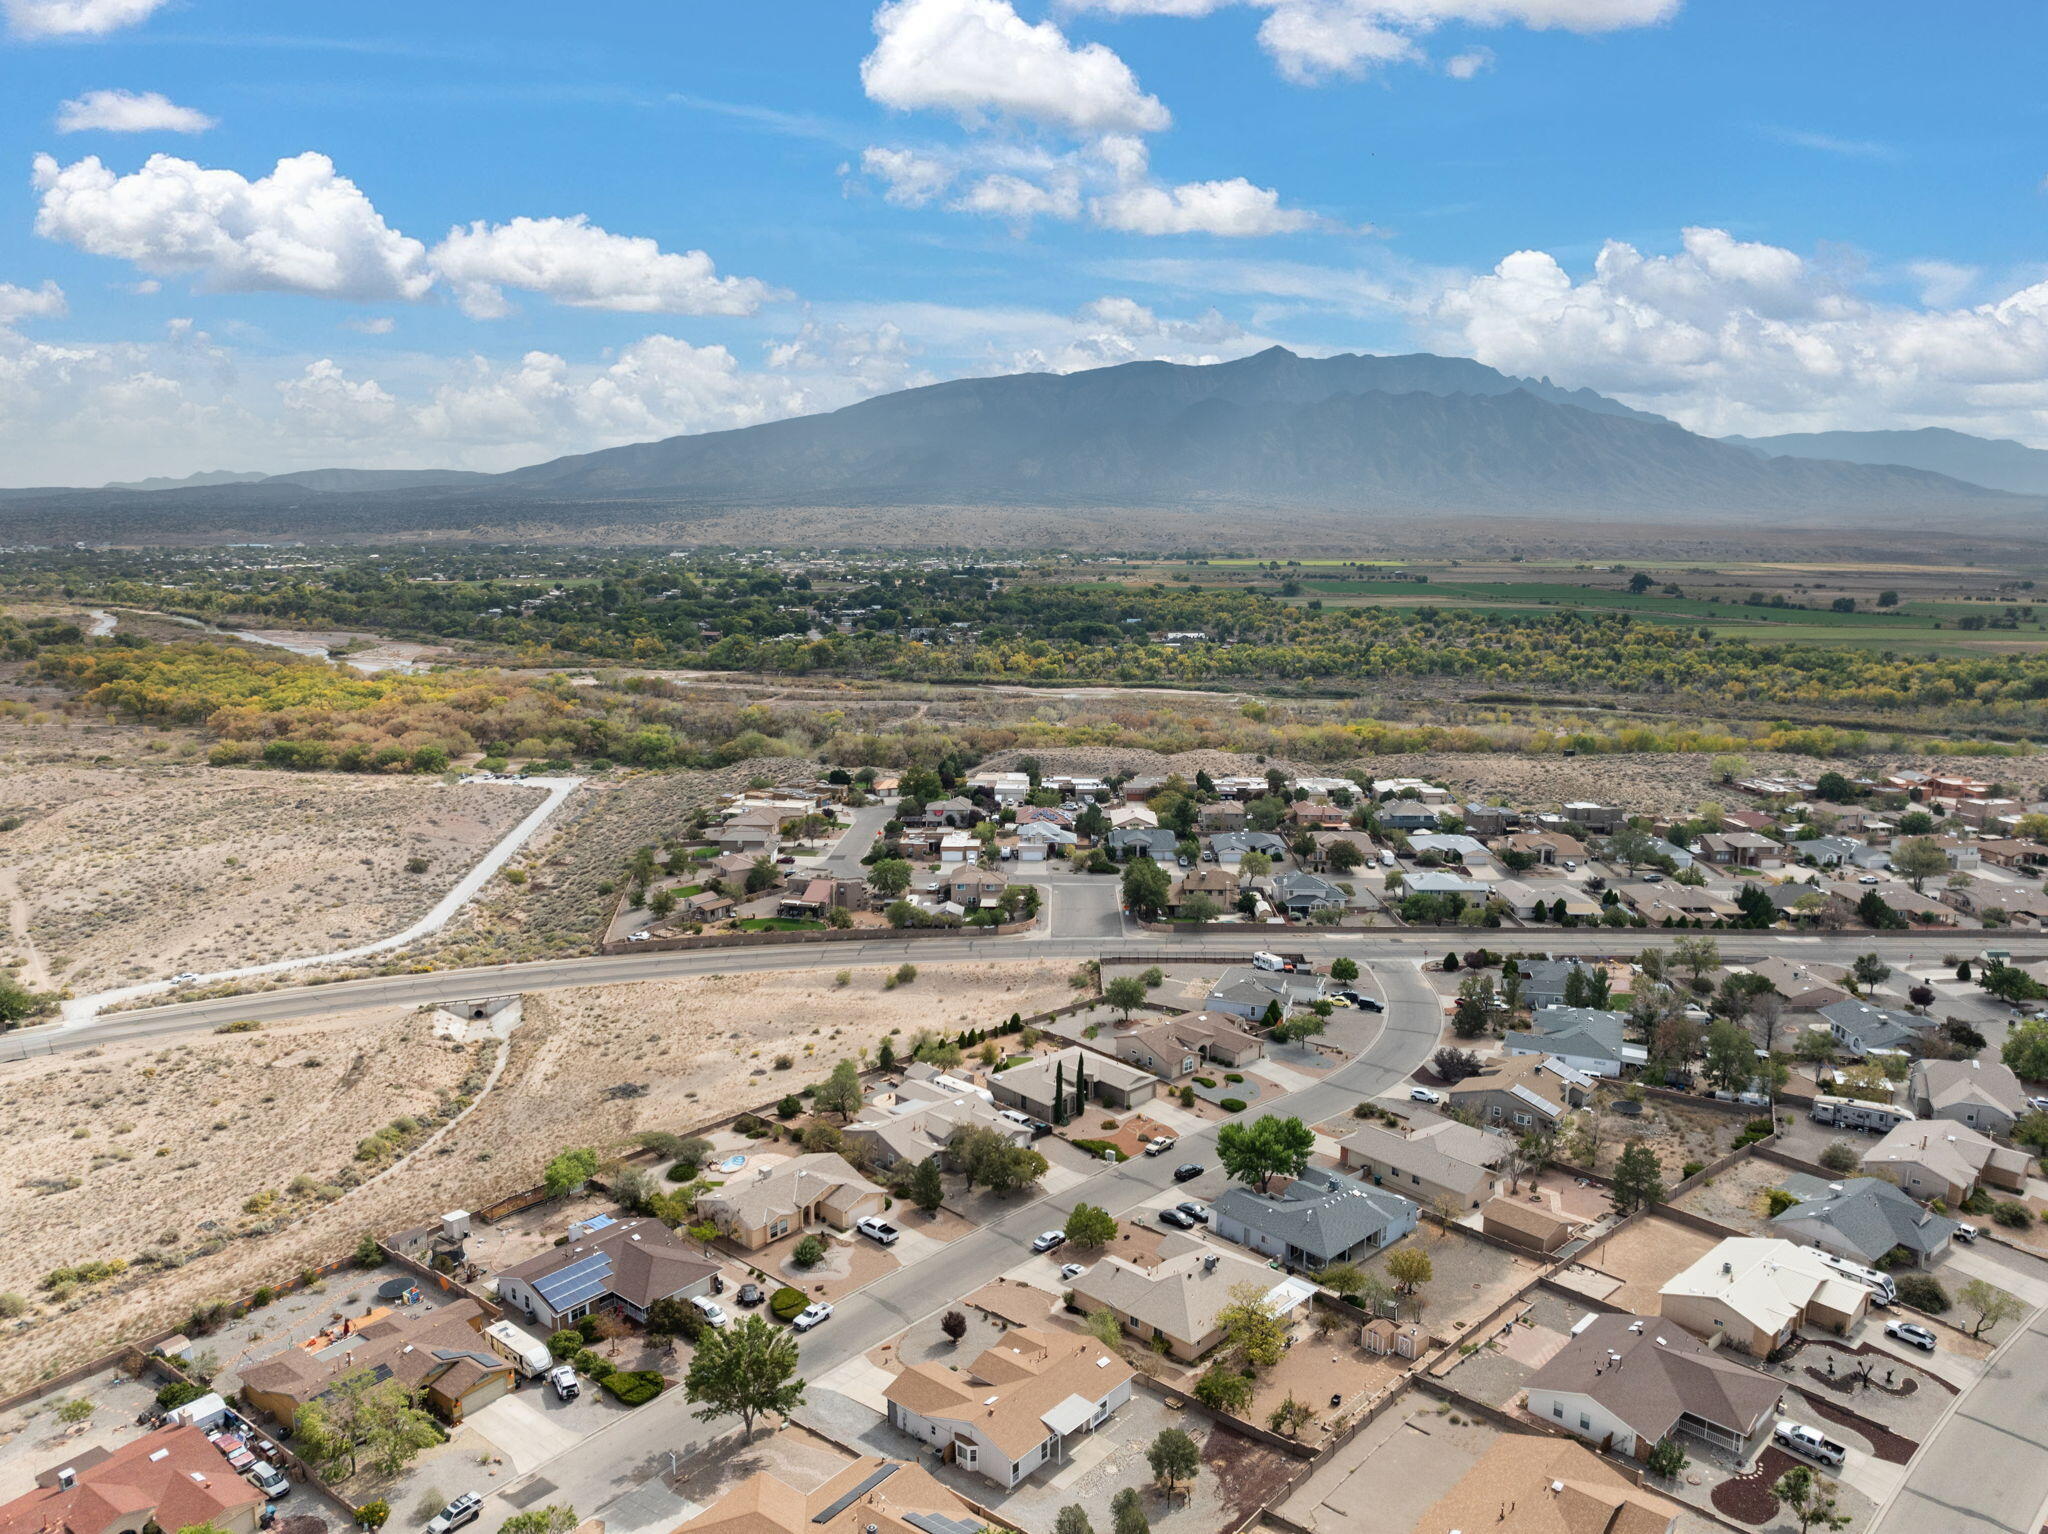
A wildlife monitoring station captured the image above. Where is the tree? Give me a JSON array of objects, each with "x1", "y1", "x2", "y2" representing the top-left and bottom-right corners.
[
  {"x1": 1645, "y1": 1437, "x2": 1689, "y2": 1481},
  {"x1": 1147, "y1": 1427, "x2": 1201, "y2": 1496},
  {"x1": 1330, "y1": 956, "x2": 1359, "y2": 984},
  {"x1": 1268, "y1": 1393, "x2": 1316, "y2": 1438},
  {"x1": 941, "y1": 1309, "x2": 968, "y2": 1343},
  {"x1": 1610, "y1": 1141, "x2": 1665, "y2": 1213},
  {"x1": 1671, "y1": 935, "x2": 1721, "y2": 986},
  {"x1": 1432, "y1": 1046, "x2": 1482, "y2": 1083},
  {"x1": 1121, "y1": 857, "x2": 1172, "y2": 919},
  {"x1": 543, "y1": 1147, "x2": 599, "y2": 1198},
  {"x1": 684, "y1": 1314, "x2": 806, "y2": 1441},
  {"x1": 908, "y1": 1155, "x2": 945, "y2": 1213},
  {"x1": 1386, "y1": 1246, "x2": 1433, "y2": 1295},
  {"x1": 1104, "y1": 975, "x2": 1148, "y2": 1020},
  {"x1": 745, "y1": 857, "x2": 778, "y2": 895},
  {"x1": 1065, "y1": 1203, "x2": 1119, "y2": 1249},
  {"x1": 1192, "y1": 1364, "x2": 1253, "y2": 1411},
  {"x1": 1055, "y1": 1507, "x2": 1094, "y2": 1534},
  {"x1": 1818, "y1": 1140, "x2": 1859, "y2": 1174},
  {"x1": 293, "y1": 1370, "x2": 439, "y2": 1480},
  {"x1": 809, "y1": 1058, "x2": 863, "y2": 1122},
  {"x1": 1215, "y1": 1114, "x2": 1316, "y2": 1193},
  {"x1": 1179, "y1": 893, "x2": 1222, "y2": 926},
  {"x1": 1703, "y1": 1020, "x2": 1755, "y2": 1094},
  {"x1": 1772, "y1": 1464, "x2": 1851, "y2": 1532},
  {"x1": 2004, "y1": 1019, "x2": 2048, "y2": 1081},
  {"x1": 1959, "y1": 1278, "x2": 2025, "y2": 1339},
  {"x1": 868, "y1": 857, "x2": 911, "y2": 897},
  {"x1": 1606, "y1": 824, "x2": 1657, "y2": 871},
  {"x1": 1111, "y1": 1488, "x2": 1149, "y2": 1534},
  {"x1": 1628, "y1": 571, "x2": 1654, "y2": 594},
  {"x1": 1451, "y1": 973, "x2": 1499, "y2": 1038},
  {"x1": 1814, "y1": 771, "x2": 1857, "y2": 804},
  {"x1": 1894, "y1": 836, "x2": 1947, "y2": 892},
  {"x1": 646, "y1": 1295, "x2": 705, "y2": 1345},
  {"x1": 1850, "y1": 952, "x2": 1892, "y2": 992},
  {"x1": 1215, "y1": 1283, "x2": 1287, "y2": 1369},
  {"x1": 500, "y1": 1509, "x2": 579, "y2": 1534}
]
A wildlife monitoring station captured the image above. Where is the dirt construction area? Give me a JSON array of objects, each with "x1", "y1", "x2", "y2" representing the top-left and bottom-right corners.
[
  {"x1": 0, "y1": 762, "x2": 543, "y2": 992},
  {"x1": 0, "y1": 959, "x2": 1079, "y2": 1393}
]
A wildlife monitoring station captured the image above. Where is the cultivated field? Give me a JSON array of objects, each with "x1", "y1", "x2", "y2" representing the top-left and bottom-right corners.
[{"x1": 0, "y1": 958, "x2": 1079, "y2": 1391}]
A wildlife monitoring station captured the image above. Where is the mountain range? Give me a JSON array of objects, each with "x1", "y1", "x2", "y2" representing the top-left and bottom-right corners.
[
  {"x1": 1723, "y1": 426, "x2": 2048, "y2": 498},
  {"x1": 0, "y1": 347, "x2": 2038, "y2": 545}
]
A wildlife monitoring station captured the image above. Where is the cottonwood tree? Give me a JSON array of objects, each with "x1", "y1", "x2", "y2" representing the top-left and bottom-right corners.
[
  {"x1": 543, "y1": 1146, "x2": 598, "y2": 1198},
  {"x1": 1065, "y1": 1203, "x2": 1119, "y2": 1249},
  {"x1": 1216, "y1": 1114, "x2": 1316, "y2": 1193},
  {"x1": 1215, "y1": 1283, "x2": 1286, "y2": 1369},
  {"x1": 814, "y1": 1059, "x2": 864, "y2": 1121},
  {"x1": 293, "y1": 1370, "x2": 439, "y2": 1480},
  {"x1": 684, "y1": 1315, "x2": 806, "y2": 1441}
]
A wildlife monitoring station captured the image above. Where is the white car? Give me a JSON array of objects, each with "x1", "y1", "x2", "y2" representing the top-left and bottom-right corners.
[
  {"x1": 1031, "y1": 1230, "x2": 1066, "y2": 1253},
  {"x1": 244, "y1": 1462, "x2": 289, "y2": 1499},
  {"x1": 1059, "y1": 1262, "x2": 1086, "y2": 1280},
  {"x1": 626, "y1": 931, "x2": 652, "y2": 942},
  {"x1": 1143, "y1": 1136, "x2": 1176, "y2": 1156},
  {"x1": 1955, "y1": 1222, "x2": 1981, "y2": 1243},
  {"x1": 856, "y1": 1217, "x2": 900, "y2": 1245},
  {"x1": 690, "y1": 1294, "x2": 730, "y2": 1327},
  {"x1": 1885, "y1": 1320, "x2": 1937, "y2": 1352},
  {"x1": 547, "y1": 1363, "x2": 580, "y2": 1400},
  {"x1": 791, "y1": 1302, "x2": 834, "y2": 1332},
  {"x1": 1409, "y1": 1087, "x2": 1441, "y2": 1104},
  {"x1": 172, "y1": 972, "x2": 200, "y2": 984}
]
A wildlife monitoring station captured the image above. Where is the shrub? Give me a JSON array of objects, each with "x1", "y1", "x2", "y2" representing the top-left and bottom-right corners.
[
  {"x1": 602, "y1": 1369, "x2": 665, "y2": 1405},
  {"x1": 1070, "y1": 1139, "x2": 1120, "y2": 1160},
  {"x1": 664, "y1": 1162, "x2": 696, "y2": 1183},
  {"x1": 357, "y1": 1501, "x2": 391, "y2": 1530},
  {"x1": 155, "y1": 1380, "x2": 206, "y2": 1411},
  {"x1": 1895, "y1": 1273, "x2": 1950, "y2": 1313},
  {"x1": 571, "y1": 1349, "x2": 613, "y2": 1380},
  {"x1": 577, "y1": 1314, "x2": 603, "y2": 1342},
  {"x1": 792, "y1": 1235, "x2": 827, "y2": 1267},
  {"x1": 1225, "y1": 1073, "x2": 1246, "y2": 1084},
  {"x1": 547, "y1": 1330, "x2": 583, "y2": 1359},
  {"x1": 1681, "y1": 1161, "x2": 1705, "y2": 1180},
  {"x1": 1763, "y1": 1188, "x2": 1797, "y2": 1217},
  {"x1": 770, "y1": 1286, "x2": 809, "y2": 1321},
  {"x1": 1994, "y1": 1201, "x2": 2033, "y2": 1229},
  {"x1": 1218, "y1": 1098, "x2": 1248, "y2": 1113},
  {"x1": 1818, "y1": 1141, "x2": 1859, "y2": 1174},
  {"x1": 1194, "y1": 1076, "x2": 1218, "y2": 1089}
]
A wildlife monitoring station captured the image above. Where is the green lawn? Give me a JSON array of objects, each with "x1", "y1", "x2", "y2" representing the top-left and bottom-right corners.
[{"x1": 734, "y1": 917, "x2": 825, "y2": 931}]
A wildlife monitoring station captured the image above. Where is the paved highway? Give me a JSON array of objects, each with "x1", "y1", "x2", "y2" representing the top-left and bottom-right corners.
[{"x1": 2, "y1": 907, "x2": 2019, "y2": 1060}]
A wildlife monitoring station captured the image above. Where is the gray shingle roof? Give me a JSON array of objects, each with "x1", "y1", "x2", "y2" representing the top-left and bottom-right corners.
[
  {"x1": 1212, "y1": 1168, "x2": 1415, "y2": 1263},
  {"x1": 1772, "y1": 1176, "x2": 1956, "y2": 1263}
]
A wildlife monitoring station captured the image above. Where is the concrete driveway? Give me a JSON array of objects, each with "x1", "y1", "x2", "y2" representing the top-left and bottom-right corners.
[{"x1": 468, "y1": 1393, "x2": 594, "y2": 1474}]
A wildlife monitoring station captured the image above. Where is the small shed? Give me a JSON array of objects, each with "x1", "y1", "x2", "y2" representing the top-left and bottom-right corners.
[
  {"x1": 1360, "y1": 1317, "x2": 1421, "y2": 1358},
  {"x1": 1481, "y1": 1196, "x2": 1579, "y2": 1254}
]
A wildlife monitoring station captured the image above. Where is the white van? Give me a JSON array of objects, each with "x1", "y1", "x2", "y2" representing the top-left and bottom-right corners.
[
  {"x1": 1379, "y1": 849, "x2": 1397, "y2": 868},
  {"x1": 690, "y1": 1294, "x2": 730, "y2": 1327}
]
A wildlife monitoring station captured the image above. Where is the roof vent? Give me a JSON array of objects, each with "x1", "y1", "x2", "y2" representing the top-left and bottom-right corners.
[
  {"x1": 56, "y1": 1469, "x2": 76, "y2": 1491},
  {"x1": 148, "y1": 1450, "x2": 170, "y2": 1463}
]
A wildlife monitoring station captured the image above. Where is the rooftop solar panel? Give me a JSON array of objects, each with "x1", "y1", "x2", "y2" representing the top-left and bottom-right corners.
[{"x1": 532, "y1": 1251, "x2": 613, "y2": 1310}]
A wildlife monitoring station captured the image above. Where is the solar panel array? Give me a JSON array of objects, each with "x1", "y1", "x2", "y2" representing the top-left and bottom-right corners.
[
  {"x1": 903, "y1": 1512, "x2": 983, "y2": 1534},
  {"x1": 811, "y1": 1463, "x2": 899, "y2": 1524},
  {"x1": 532, "y1": 1250, "x2": 614, "y2": 1312}
]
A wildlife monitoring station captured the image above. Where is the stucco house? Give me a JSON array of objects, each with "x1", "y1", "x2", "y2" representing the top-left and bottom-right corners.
[
  {"x1": 1210, "y1": 1168, "x2": 1418, "y2": 1271},
  {"x1": 493, "y1": 1215, "x2": 722, "y2": 1329},
  {"x1": 1911, "y1": 1058, "x2": 2030, "y2": 1136},
  {"x1": 1860, "y1": 1120, "x2": 2030, "y2": 1205},
  {"x1": 0, "y1": 1427, "x2": 266, "y2": 1534},
  {"x1": 1068, "y1": 1236, "x2": 1313, "y2": 1361},
  {"x1": 240, "y1": 1297, "x2": 515, "y2": 1425},
  {"x1": 1526, "y1": 1312, "x2": 1782, "y2": 1462},
  {"x1": 1658, "y1": 1237, "x2": 1870, "y2": 1355},
  {"x1": 696, "y1": 1153, "x2": 886, "y2": 1250},
  {"x1": 1337, "y1": 1118, "x2": 1510, "y2": 1211}
]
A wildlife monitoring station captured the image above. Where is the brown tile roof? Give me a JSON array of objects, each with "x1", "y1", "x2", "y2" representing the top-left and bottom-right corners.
[
  {"x1": 675, "y1": 1457, "x2": 983, "y2": 1534},
  {"x1": 883, "y1": 1325, "x2": 1132, "y2": 1458},
  {"x1": 239, "y1": 1297, "x2": 510, "y2": 1410},
  {"x1": 496, "y1": 1217, "x2": 722, "y2": 1310},
  {"x1": 1409, "y1": 1434, "x2": 1678, "y2": 1534},
  {"x1": 1528, "y1": 1313, "x2": 1783, "y2": 1446},
  {"x1": 0, "y1": 1426, "x2": 263, "y2": 1534},
  {"x1": 1483, "y1": 1197, "x2": 1579, "y2": 1246}
]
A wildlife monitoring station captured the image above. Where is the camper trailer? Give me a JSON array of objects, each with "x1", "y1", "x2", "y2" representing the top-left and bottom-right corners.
[
  {"x1": 483, "y1": 1320, "x2": 553, "y2": 1378},
  {"x1": 1809, "y1": 1094, "x2": 1916, "y2": 1133}
]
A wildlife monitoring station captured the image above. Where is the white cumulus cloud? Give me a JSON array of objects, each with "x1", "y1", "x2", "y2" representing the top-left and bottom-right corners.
[
  {"x1": 863, "y1": 0, "x2": 1170, "y2": 135},
  {"x1": 32, "y1": 151, "x2": 434, "y2": 302},
  {"x1": 3, "y1": 0, "x2": 167, "y2": 38},
  {"x1": 56, "y1": 89, "x2": 216, "y2": 134},
  {"x1": 1092, "y1": 176, "x2": 1324, "y2": 236},
  {"x1": 428, "y1": 215, "x2": 778, "y2": 320},
  {"x1": 954, "y1": 172, "x2": 1084, "y2": 224},
  {"x1": 860, "y1": 146, "x2": 956, "y2": 207},
  {"x1": 1422, "y1": 225, "x2": 2048, "y2": 439},
  {"x1": 0, "y1": 279, "x2": 67, "y2": 329}
]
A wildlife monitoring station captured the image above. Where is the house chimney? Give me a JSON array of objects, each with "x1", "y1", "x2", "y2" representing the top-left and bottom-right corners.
[{"x1": 56, "y1": 1469, "x2": 76, "y2": 1491}]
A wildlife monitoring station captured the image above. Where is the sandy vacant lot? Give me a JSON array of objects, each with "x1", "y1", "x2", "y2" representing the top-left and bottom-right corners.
[
  {"x1": 0, "y1": 958, "x2": 1079, "y2": 1391},
  {"x1": 0, "y1": 765, "x2": 542, "y2": 992}
]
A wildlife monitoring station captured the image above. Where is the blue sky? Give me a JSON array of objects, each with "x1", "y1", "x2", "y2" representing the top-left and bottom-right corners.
[{"x1": 1, "y1": 0, "x2": 2044, "y2": 483}]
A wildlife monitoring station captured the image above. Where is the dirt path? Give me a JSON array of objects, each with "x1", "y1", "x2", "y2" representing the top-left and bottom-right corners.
[{"x1": 0, "y1": 868, "x2": 51, "y2": 989}]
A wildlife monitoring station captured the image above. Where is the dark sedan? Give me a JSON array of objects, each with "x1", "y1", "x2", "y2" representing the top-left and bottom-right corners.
[{"x1": 1173, "y1": 1162, "x2": 1205, "y2": 1182}]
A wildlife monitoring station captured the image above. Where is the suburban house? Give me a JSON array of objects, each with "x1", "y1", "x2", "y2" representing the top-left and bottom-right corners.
[
  {"x1": 1205, "y1": 966, "x2": 1325, "y2": 1021},
  {"x1": 1513, "y1": 959, "x2": 1602, "y2": 1009},
  {"x1": 1107, "y1": 826, "x2": 1180, "y2": 862},
  {"x1": 1400, "y1": 870, "x2": 1492, "y2": 900},
  {"x1": 1943, "y1": 875, "x2": 2048, "y2": 926},
  {"x1": 1409, "y1": 1435, "x2": 1679, "y2": 1534},
  {"x1": 1209, "y1": 830, "x2": 1290, "y2": 865},
  {"x1": 1526, "y1": 1312, "x2": 1783, "y2": 1462},
  {"x1": 1499, "y1": 830, "x2": 1587, "y2": 866},
  {"x1": 1199, "y1": 801, "x2": 1247, "y2": 832},
  {"x1": 1106, "y1": 802, "x2": 1158, "y2": 829},
  {"x1": 1379, "y1": 804, "x2": 1441, "y2": 831},
  {"x1": 1745, "y1": 958, "x2": 1858, "y2": 1011},
  {"x1": 1503, "y1": 1007, "x2": 1645, "y2": 1078},
  {"x1": 1271, "y1": 870, "x2": 1347, "y2": 915},
  {"x1": 1618, "y1": 883, "x2": 1744, "y2": 924},
  {"x1": 966, "y1": 770, "x2": 1031, "y2": 803},
  {"x1": 946, "y1": 866, "x2": 1009, "y2": 909},
  {"x1": 1372, "y1": 777, "x2": 1453, "y2": 803},
  {"x1": 696, "y1": 1154, "x2": 887, "y2": 1251},
  {"x1": 987, "y1": 1045, "x2": 1158, "y2": 1118},
  {"x1": 1658, "y1": 1237, "x2": 1871, "y2": 1355},
  {"x1": 494, "y1": 1216, "x2": 722, "y2": 1329},
  {"x1": 676, "y1": 1457, "x2": 989, "y2": 1534},
  {"x1": 1337, "y1": 1118, "x2": 1511, "y2": 1211},
  {"x1": 240, "y1": 1297, "x2": 513, "y2": 1425},
  {"x1": 844, "y1": 1072, "x2": 1031, "y2": 1170},
  {"x1": 1695, "y1": 831, "x2": 1779, "y2": 867},
  {"x1": 712, "y1": 812, "x2": 782, "y2": 856},
  {"x1": 1790, "y1": 834, "x2": 1877, "y2": 868},
  {"x1": 883, "y1": 1326, "x2": 1134, "y2": 1488},
  {"x1": 1442, "y1": 1054, "x2": 1587, "y2": 1130},
  {"x1": 1108, "y1": 1011, "x2": 1264, "y2": 1079},
  {"x1": 1287, "y1": 800, "x2": 1350, "y2": 828},
  {"x1": 1911, "y1": 1058, "x2": 2030, "y2": 1136},
  {"x1": 1013, "y1": 821, "x2": 1078, "y2": 860},
  {"x1": 919, "y1": 796, "x2": 978, "y2": 828},
  {"x1": 0, "y1": 1426, "x2": 266, "y2": 1534},
  {"x1": 1820, "y1": 998, "x2": 1930, "y2": 1057},
  {"x1": 1860, "y1": 1121, "x2": 2031, "y2": 1205},
  {"x1": 1770, "y1": 1177, "x2": 1956, "y2": 1268},
  {"x1": 1481, "y1": 1197, "x2": 1581, "y2": 1254},
  {"x1": 1561, "y1": 801, "x2": 1624, "y2": 834},
  {"x1": 1068, "y1": 1235, "x2": 1314, "y2": 1360},
  {"x1": 1210, "y1": 1167, "x2": 1418, "y2": 1271},
  {"x1": 1169, "y1": 867, "x2": 1239, "y2": 914},
  {"x1": 1305, "y1": 830, "x2": 1374, "y2": 871},
  {"x1": 1461, "y1": 803, "x2": 1519, "y2": 836}
]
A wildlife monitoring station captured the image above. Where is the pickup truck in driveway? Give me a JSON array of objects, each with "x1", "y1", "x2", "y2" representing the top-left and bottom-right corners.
[{"x1": 1774, "y1": 1421, "x2": 1847, "y2": 1468}]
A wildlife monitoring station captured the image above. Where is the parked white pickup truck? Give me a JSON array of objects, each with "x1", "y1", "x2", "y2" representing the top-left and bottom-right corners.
[{"x1": 1774, "y1": 1421, "x2": 1847, "y2": 1468}]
